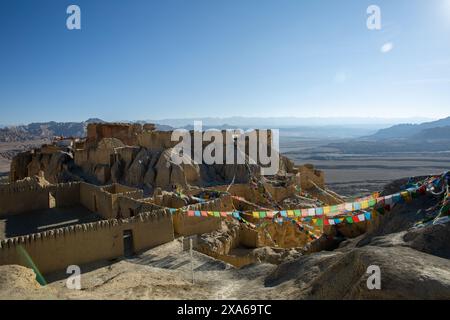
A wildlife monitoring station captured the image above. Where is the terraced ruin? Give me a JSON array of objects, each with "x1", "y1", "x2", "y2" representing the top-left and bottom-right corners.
[{"x1": 1, "y1": 123, "x2": 449, "y2": 299}]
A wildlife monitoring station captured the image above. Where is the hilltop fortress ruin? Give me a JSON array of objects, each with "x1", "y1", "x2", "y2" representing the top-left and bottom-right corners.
[{"x1": 1, "y1": 123, "x2": 343, "y2": 274}]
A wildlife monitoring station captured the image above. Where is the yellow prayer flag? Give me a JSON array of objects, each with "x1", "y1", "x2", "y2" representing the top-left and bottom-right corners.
[{"x1": 361, "y1": 200, "x2": 369, "y2": 209}]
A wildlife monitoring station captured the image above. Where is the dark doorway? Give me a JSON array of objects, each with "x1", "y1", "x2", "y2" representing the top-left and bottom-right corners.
[
  {"x1": 93, "y1": 195, "x2": 98, "y2": 212},
  {"x1": 123, "y1": 230, "x2": 134, "y2": 257}
]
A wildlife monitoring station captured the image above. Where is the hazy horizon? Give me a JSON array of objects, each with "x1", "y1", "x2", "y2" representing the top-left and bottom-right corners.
[{"x1": 0, "y1": 115, "x2": 440, "y2": 128}]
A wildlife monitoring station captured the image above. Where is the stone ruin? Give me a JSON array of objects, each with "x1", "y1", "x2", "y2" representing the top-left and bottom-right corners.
[{"x1": 0, "y1": 122, "x2": 359, "y2": 272}]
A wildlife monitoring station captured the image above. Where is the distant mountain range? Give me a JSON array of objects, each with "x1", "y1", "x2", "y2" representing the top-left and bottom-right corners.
[
  {"x1": 0, "y1": 118, "x2": 104, "y2": 142},
  {"x1": 365, "y1": 117, "x2": 450, "y2": 140},
  {"x1": 327, "y1": 117, "x2": 450, "y2": 153},
  {"x1": 0, "y1": 117, "x2": 389, "y2": 142},
  {"x1": 1, "y1": 116, "x2": 449, "y2": 152},
  {"x1": 148, "y1": 116, "x2": 432, "y2": 128}
]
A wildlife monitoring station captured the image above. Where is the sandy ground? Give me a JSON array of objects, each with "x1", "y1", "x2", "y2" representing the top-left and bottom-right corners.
[
  {"x1": 0, "y1": 240, "x2": 278, "y2": 300},
  {"x1": 2, "y1": 194, "x2": 450, "y2": 300}
]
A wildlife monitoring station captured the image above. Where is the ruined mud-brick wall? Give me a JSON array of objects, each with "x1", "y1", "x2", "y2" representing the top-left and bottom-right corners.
[
  {"x1": 213, "y1": 183, "x2": 297, "y2": 206},
  {"x1": 256, "y1": 222, "x2": 311, "y2": 248},
  {"x1": 9, "y1": 143, "x2": 73, "y2": 184},
  {"x1": 0, "y1": 209, "x2": 174, "y2": 274},
  {"x1": 116, "y1": 196, "x2": 164, "y2": 219},
  {"x1": 263, "y1": 183, "x2": 297, "y2": 203},
  {"x1": 87, "y1": 122, "x2": 275, "y2": 150},
  {"x1": 151, "y1": 192, "x2": 191, "y2": 209},
  {"x1": 86, "y1": 123, "x2": 145, "y2": 147},
  {"x1": 79, "y1": 183, "x2": 144, "y2": 220},
  {"x1": 9, "y1": 151, "x2": 32, "y2": 182},
  {"x1": 0, "y1": 180, "x2": 81, "y2": 216},
  {"x1": 137, "y1": 131, "x2": 179, "y2": 150},
  {"x1": 298, "y1": 164, "x2": 325, "y2": 190},
  {"x1": 214, "y1": 184, "x2": 267, "y2": 204},
  {"x1": 172, "y1": 195, "x2": 234, "y2": 236}
]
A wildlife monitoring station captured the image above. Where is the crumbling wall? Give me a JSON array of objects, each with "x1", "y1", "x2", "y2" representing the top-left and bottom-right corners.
[
  {"x1": 173, "y1": 215, "x2": 221, "y2": 236},
  {"x1": 80, "y1": 183, "x2": 114, "y2": 219},
  {"x1": 0, "y1": 184, "x2": 50, "y2": 216},
  {"x1": 0, "y1": 179, "x2": 80, "y2": 216},
  {"x1": 214, "y1": 184, "x2": 266, "y2": 203},
  {"x1": 53, "y1": 182, "x2": 81, "y2": 208},
  {"x1": 0, "y1": 209, "x2": 174, "y2": 274},
  {"x1": 263, "y1": 183, "x2": 297, "y2": 203},
  {"x1": 79, "y1": 183, "x2": 144, "y2": 219},
  {"x1": 116, "y1": 196, "x2": 162, "y2": 219},
  {"x1": 298, "y1": 164, "x2": 325, "y2": 190},
  {"x1": 9, "y1": 151, "x2": 32, "y2": 182},
  {"x1": 239, "y1": 225, "x2": 259, "y2": 248},
  {"x1": 86, "y1": 123, "x2": 146, "y2": 147},
  {"x1": 172, "y1": 196, "x2": 234, "y2": 236},
  {"x1": 137, "y1": 131, "x2": 178, "y2": 150}
]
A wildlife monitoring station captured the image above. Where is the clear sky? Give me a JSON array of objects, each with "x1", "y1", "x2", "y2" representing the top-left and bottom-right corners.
[{"x1": 1, "y1": 0, "x2": 450, "y2": 124}]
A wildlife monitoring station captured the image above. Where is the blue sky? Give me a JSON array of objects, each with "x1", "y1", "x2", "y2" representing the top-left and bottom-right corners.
[{"x1": 1, "y1": 0, "x2": 450, "y2": 124}]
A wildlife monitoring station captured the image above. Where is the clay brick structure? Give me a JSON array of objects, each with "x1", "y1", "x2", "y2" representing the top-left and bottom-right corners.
[
  {"x1": 0, "y1": 175, "x2": 237, "y2": 274},
  {"x1": 2, "y1": 123, "x2": 342, "y2": 274},
  {"x1": 0, "y1": 177, "x2": 176, "y2": 274}
]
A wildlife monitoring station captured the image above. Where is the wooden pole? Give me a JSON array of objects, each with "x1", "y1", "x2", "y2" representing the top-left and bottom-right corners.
[{"x1": 190, "y1": 238, "x2": 194, "y2": 284}]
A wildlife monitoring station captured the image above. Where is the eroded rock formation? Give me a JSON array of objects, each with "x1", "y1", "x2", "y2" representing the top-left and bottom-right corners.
[{"x1": 10, "y1": 123, "x2": 324, "y2": 197}]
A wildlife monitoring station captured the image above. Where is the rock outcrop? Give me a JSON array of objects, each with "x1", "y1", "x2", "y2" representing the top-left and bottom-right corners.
[{"x1": 10, "y1": 123, "x2": 311, "y2": 196}]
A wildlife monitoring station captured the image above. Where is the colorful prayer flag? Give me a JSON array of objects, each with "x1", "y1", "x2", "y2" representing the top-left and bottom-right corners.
[{"x1": 361, "y1": 200, "x2": 369, "y2": 209}]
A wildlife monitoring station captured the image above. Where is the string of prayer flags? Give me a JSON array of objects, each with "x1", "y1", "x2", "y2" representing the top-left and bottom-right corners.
[{"x1": 174, "y1": 173, "x2": 447, "y2": 235}]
